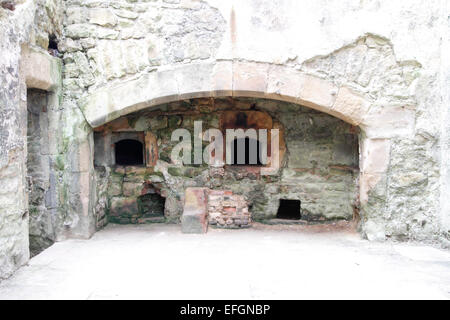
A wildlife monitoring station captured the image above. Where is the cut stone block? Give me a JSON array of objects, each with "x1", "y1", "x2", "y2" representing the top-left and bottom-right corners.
[
  {"x1": 181, "y1": 187, "x2": 208, "y2": 234},
  {"x1": 109, "y1": 197, "x2": 139, "y2": 217}
]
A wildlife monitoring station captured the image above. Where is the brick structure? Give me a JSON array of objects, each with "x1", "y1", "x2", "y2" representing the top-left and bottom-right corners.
[
  {"x1": 207, "y1": 190, "x2": 251, "y2": 229},
  {"x1": 181, "y1": 188, "x2": 251, "y2": 233}
]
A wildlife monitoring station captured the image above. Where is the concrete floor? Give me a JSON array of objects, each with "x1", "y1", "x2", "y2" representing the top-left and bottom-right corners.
[{"x1": 0, "y1": 223, "x2": 449, "y2": 300}]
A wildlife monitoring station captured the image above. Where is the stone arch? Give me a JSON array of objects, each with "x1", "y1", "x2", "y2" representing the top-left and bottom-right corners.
[
  {"x1": 80, "y1": 60, "x2": 416, "y2": 240},
  {"x1": 79, "y1": 61, "x2": 370, "y2": 128}
]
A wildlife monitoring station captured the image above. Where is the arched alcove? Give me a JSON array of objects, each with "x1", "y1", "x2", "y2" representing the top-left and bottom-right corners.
[
  {"x1": 82, "y1": 61, "x2": 417, "y2": 239},
  {"x1": 93, "y1": 96, "x2": 360, "y2": 226}
]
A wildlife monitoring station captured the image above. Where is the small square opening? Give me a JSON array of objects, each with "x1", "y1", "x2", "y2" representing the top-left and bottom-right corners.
[
  {"x1": 115, "y1": 139, "x2": 144, "y2": 166},
  {"x1": 277, "y1": 199, "x2": 301, "y2": 220}
]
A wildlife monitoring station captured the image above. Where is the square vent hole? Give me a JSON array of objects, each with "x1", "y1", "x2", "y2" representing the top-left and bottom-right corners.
[{"x1": 276, "y1": 199, "x2": 301, "y2": 220}]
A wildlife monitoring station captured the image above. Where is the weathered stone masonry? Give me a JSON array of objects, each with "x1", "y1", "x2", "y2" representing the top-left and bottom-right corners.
[
  {"x1": 0, "y1": 0, "x2": 449, "y2": 279},
  {"x1": 0, "y1": 0, "x2": 63, "y2": 278},
  {"x1": 92, "y1": 97, "x2": 359, "y2": 227}
]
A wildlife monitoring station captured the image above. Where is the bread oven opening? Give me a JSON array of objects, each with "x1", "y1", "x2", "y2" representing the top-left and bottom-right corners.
[
  {"x1": 138, "y1": 190, "x2": 166, "y2": 218},
  {"x1": 277, "y1": 199, "x2": 301, "y2": 220},
  {"x1": 222, "y1": 111, "x2": 272, "y2": 168},
  {"x1": 115, "y1": 139, "x2": 144, "y2": 166},
  {"x1": 231, "y1": 137, "x2": 263, "y2": 166}
]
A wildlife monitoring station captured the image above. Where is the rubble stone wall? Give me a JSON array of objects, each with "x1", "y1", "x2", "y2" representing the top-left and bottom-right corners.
[{"x1": 93, "y1": 97, "x2": 359, "y2": 225}]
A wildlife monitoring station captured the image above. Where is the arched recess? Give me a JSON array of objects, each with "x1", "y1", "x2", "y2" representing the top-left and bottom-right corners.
[{"x1": 80, "y1": 60, "x2": 414, "y2": 239}]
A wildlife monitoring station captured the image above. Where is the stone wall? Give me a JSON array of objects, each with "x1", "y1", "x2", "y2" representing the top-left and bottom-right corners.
[
  {"x1": 105, "y1": 166, "x2": 166, "y2": 225},
  {"x1": 440, "y1": 0, "x2": 450, "y2": 245},
  {"x1": 92, "y1": 98, "x2": 359, "y2": 225},
  {"x1": 57, "y1": 0, "x2": 226, "y2": 239},
  {"x1": 27, "y1": 89, "x2": 54, "y2": 256},
  {"x1": 0, "y1": 0, "x2": 63, "y2": 279},
  {"x1": 60, "y1": 0, "x2": 225, "y2": 93},
  {"x1": 1, "y1": 0, "x2": 449, "y2": 281},
  {"x1": 68, "y1": 0, "x2": 448, "y2": 244}
]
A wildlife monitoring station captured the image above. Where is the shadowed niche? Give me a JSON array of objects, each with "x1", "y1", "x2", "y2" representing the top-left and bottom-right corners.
[
  {"x1": 115, "y1": 139, "x2": 144, "y2": 166},
  {"x1": 277, "y1": 199, "x2": 301, "y2": 220}
]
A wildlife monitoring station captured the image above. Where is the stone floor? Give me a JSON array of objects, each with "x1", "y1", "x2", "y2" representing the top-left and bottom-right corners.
[{"x1": 0, "y1": 223, "x2": 449, "y2": 299}]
